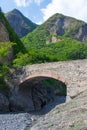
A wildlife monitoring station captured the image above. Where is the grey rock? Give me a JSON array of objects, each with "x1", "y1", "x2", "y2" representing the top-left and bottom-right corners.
[
  {"x1": 32, "y1": 83, "x2": 54, "y2": 110},
  {"x1": 40, "y1": 13, "x2": 87, "y2": 42},
  {"x1": 9, "y1": 88, "x2": 35, "y2": 112},
  {"x1": 9, "y1": 80, "x2": 55, "y2": 112},
  {"x1": 0, "y1": 15, "x2": 13, "y2": 65},
  {"x1": 0, "y1": 20, "x2": 9, "y2": 42},
  {"x1": 49, "y1": 14, "x2": 87, "y2": 42},
  {"x1": 30, "y1": 90, "x2": 87, "y2": 130},
  {"x1": 0, "y1": 93, "x2": 9, "y2": 112}
]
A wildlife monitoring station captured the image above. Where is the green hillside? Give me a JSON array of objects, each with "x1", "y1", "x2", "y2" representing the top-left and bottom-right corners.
[
  {"x1": 18, "y1": 13, "x2": 87, "y2": 67},
  {"x1": 1, "y1": 10, "x2": 87, "y2": 68},
  {"x1": 22, "y1": 13, "x2": 87, "y2": 49},
  {"x1": 14, "y1": 36, "x2": 87, "y2": 67}
]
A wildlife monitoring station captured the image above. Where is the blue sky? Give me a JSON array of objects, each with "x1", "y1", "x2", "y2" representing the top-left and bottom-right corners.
[
  {"x1": 0, "y1": 0, "x2": 51, "y2": 24},
  {"x1": 0, "y1": 0, "x2": 87, "y2": 24}
]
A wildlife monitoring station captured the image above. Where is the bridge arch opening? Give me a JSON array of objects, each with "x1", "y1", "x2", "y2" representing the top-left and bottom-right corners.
[
  {"x1": 10, "y1": 70, "x2": 68, "y2": 113},
  {"x1": 19, "y1": 76, "x2": 67, "y2": 96},
  {"x1": 15, "y1": 76, "x2": 67, "y2": 112}
]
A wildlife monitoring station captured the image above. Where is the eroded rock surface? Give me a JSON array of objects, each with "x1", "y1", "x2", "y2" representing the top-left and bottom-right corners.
[
  {"x1": 9, "y1": 82, "x2": 55, "y2": 112},
  {"x1": 0, "y1": 20, "x2": 9, "y2": 42},
  {"x1": 0, "y1": 93, "x2": 9, "y2": 112}
]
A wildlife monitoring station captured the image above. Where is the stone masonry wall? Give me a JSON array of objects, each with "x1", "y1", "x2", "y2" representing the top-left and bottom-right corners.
[{"x1": 11, "y1": 59, "x2": 87, "y2": 98}]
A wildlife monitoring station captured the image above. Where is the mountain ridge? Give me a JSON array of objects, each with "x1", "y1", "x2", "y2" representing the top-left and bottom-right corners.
[
  {"x1": 22, "y1": 13, "x2": 87, "y2": 47},
  {"x1": 1, "y1": 9, "x2": 87, "y2": 66},
  {"x1": 5, "y1": 9, "x2": 38, "y2": 38}
]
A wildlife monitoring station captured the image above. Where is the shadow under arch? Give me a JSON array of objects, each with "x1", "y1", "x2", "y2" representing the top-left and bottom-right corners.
[{"x1": 18, "y1": 75, "x2": 67, "y2": 114}]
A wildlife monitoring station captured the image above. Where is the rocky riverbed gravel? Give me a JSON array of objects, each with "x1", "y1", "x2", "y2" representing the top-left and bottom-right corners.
[
  {"x1": 0, "y1": 96, "x2": 70, "y2": 130},
  {"x1": 0, "y1": 113, "x2": 32, "y2": 130},
  {"x1": 1, "y1": 92, "x2": 86, "y2": 130}
]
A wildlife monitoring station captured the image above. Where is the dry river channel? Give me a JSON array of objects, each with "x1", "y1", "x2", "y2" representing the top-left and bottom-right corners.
[{"x1": 0, "y1": 95, "x2": 71, "y2": 130}]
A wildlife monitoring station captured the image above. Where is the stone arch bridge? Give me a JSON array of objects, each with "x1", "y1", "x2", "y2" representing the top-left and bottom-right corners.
[{"x1": 9, "y1": 59, "x2": 87, "y2": 98}]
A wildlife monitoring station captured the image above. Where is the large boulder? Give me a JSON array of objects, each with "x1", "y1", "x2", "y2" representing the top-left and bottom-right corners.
[
  {"x1": 9, "y1": 81, "x2": 55, "y2": 112},
  {"x1": 9, "y1": 88, "x2": 35, "y2": 112},
  {"x1": 31, "y1": 83, "x2": 54, "y2": 111},
  {"x1": 0, "y1": 93, "x2": 9, "y2": 112}
]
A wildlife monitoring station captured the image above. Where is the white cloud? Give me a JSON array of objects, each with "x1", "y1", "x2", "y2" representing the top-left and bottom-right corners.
[
  {"x1": 36, "y1": 20, "x2": 43, "y2": 25},
  {"x1": 41, "y1": 0, "x2": 87, "y2": 23},
  {"x1": 14, "y1": 0, "x2": 44, "y2": 7},
  {"x1": 14, "y1": 0, "x2": 31, "y2": 7},
  {"x1": 34, "y1": 0, "x2": 44, "y2": 6}
]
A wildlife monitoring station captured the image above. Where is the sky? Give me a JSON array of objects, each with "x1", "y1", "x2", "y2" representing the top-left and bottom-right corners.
[{"x1": 0, "y1": 0, "x2": 87, "y2": 24}]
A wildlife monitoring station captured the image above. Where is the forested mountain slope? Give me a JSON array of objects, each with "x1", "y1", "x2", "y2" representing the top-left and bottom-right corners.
[
  {"x1": 22, "y1": 13, "x2": 87, "y2": 48},
  {"x1": 5, "y1": 9, "x2": 38, "y2": 38}
]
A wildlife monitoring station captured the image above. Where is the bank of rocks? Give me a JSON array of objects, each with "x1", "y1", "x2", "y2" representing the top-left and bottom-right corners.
[
  {"x1": 0, "y1": 76, "x2": 67, "y2": 113},
  {"x1": 0, "y1": 93, "x2": 9, "y2": 112},
  {"x1": 29, "y1": 89, "x2": 87, "y2": 130},
  {"x1": 0, "y1": 82, "x2": 57, "y2": 112}
]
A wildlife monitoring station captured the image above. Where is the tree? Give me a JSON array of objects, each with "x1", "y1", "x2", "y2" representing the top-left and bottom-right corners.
[{"x1": 0, "y1": 42, "x2": 15, "y2": 78}]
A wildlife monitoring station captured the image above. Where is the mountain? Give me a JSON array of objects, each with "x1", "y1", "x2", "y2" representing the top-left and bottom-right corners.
[
  {"x1": 5, "y1": 9, "x2": 38, "y2": 38},
  {"x1": 43, "y1": 13, "x2": 87, "y2": 42},
  {"x1": 20, "y1": 13, "x2": 87, "y2": 65},
  {"x1": 22, "y1": 13, "x2": 87, "y2": 48}
]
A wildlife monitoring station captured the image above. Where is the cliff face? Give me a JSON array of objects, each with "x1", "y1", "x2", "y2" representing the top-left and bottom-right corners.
[
  {"x1": 50, "y1": 14, "x2": 87, "y2": 42},
  {"x1": 0, "y1": 17, "x2": 13, "y2": 65},
  {"x1": 5, "y1": 9, "x2": 38, "y2": 38},
  {"x1": 0, "y1": 19, "x2": 9, "y2": 42},
  {"x1": 43, "y1": 13, "x2": 87, "y2": 42},
  {"x1": 0, "y1": 11, "x2": 25, "y2": 65}
]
